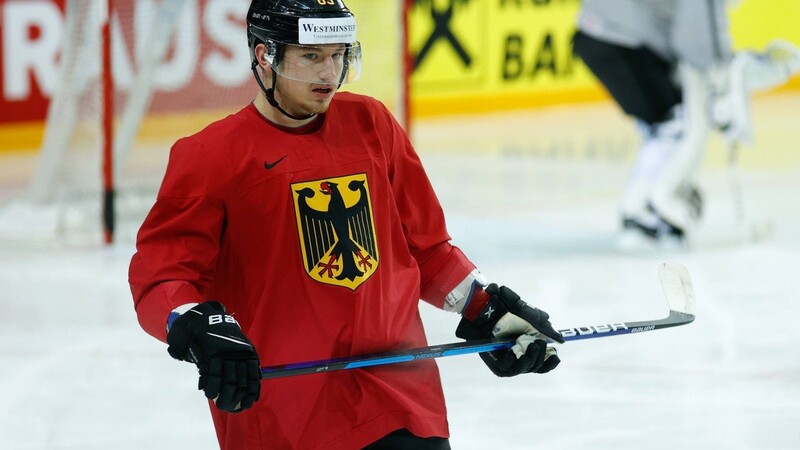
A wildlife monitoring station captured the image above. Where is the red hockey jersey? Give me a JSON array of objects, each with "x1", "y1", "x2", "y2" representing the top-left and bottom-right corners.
[{"x1": 129, "y1": 92, "x2": 476, "y2": 449}]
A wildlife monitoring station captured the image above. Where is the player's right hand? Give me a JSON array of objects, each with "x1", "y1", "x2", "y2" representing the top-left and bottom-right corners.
[{"x1": 166, "y1": 301, "x2": 261, "y2": 412}]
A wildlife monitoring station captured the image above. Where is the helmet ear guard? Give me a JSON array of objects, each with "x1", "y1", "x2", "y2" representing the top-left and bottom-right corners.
[
  {"x1": 263, "y1": 39, "x2": 281, "y2": 66},
  {"x1": 248, "y1": 26, "x2": 280, "y2": 67}
]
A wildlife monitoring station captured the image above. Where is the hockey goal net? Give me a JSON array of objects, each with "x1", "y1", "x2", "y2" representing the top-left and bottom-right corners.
[{"x1": 0, "y1": 0, "x2": 408, "y2": 245}]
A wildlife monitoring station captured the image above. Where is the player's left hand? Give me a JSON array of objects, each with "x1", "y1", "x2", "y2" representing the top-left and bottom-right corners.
[{"x1": 455, "y1": 284, "x2": 563, "y2": 377}]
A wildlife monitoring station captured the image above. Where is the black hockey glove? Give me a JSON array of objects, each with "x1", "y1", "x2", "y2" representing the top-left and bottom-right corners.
[
  {"x1": 456, "y1": 284, "x2": 564, "y2": 377},
  {"x1": 166, "y1": 301, "x2": 261, "y2": 413}
]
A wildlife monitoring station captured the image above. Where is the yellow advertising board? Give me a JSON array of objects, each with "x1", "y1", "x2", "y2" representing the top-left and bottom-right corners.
[
  {"x1": 408, "y1": 0, "x2": 800, "y2": 118},
  {"x1": 730, "y1": 0, "x2": 800, "y2": 49},
  {"x1": 409, "y1": 0, "x2": 597, "y2": 116}
]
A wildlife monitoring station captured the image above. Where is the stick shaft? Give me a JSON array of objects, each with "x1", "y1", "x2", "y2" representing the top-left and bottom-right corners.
[
  {"x1": 260, "y1": 310, "x2": 694, "y2": 379},
  {"x1": 261, "y1": 262, "x2": 695, "y2": 379}
]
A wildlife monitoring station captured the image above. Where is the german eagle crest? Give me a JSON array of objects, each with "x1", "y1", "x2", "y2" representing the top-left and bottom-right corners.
[{"x1": 292, "y1": 173, "x2": 379, "y2": 290}]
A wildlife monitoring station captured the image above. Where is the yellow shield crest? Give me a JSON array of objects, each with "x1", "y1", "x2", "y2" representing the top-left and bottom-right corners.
[{"x1": 292, "y1": 173, "x2": 379, "y2": 290}]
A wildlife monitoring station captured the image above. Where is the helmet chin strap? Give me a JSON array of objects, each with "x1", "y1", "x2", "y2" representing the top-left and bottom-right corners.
[{"x1": 251, "y1": 60, "x2": 317, "y2": 121}]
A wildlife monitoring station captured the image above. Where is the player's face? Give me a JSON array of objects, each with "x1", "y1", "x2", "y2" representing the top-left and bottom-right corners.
[{"x1": 273, "y1": 44, "x2": 346, "y2": 116}]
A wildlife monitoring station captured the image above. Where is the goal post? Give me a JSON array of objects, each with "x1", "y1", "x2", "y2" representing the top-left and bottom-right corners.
[
  {"x1": 0, "y1": 0, "x2": 409, "y2": 245},
  {"x1": 101, "y1": 0, "x2": 113, "y2": 244}
]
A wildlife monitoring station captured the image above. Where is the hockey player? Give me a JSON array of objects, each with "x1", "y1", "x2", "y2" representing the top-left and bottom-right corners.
[
  {"x1": 128, "y1": 1, "x2": 563, "y2": 449},
  {"x1": 573, "y1": 0, "x2": 800, "y2": 246}
]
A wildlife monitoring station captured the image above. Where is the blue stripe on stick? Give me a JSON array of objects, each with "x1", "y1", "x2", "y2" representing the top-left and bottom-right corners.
[
  {"x1": 443, "y1": 342, "x2": 513, "y2": 356},
  {"x1": 345, "y1": 355, "x2": 415, "y2": 369}
]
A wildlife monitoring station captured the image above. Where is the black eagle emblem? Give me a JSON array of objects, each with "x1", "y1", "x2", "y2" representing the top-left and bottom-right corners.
[{"x1": 295, "y1": 178, "x2": 378, "y2": 286}]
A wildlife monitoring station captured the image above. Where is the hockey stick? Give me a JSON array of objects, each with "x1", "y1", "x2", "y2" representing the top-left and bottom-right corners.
[
  {"x1": 727, "y1": 141, "x2": 746, "y2": 224},
  {"x1": 260, "y1": 262, "x2": 695, "y2": 380},
  {"x1": 721, "y1": 140, "x2": 774, "y2": 243}
]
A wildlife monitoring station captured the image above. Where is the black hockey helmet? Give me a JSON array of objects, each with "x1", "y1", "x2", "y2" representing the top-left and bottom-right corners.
[
  {"x1": 247, "y1": 0, "x2": 361, "y2": 84},
  {"x1": 247, "y1": 0, "x2": 355, "y2": 45}
]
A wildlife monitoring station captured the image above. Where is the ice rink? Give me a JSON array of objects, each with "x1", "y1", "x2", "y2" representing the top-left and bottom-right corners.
[{"x1": 1, "y1": 92, "x2": 799, "y2": 449}]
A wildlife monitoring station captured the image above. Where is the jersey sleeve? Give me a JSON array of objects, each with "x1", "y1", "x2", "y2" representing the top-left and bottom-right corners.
[
  {"x1": 128, "y1": 136, "x2": 226, "y2": 342},
  {"x1": 381, "y1": 107, "x2": 476, "y2": 309}
]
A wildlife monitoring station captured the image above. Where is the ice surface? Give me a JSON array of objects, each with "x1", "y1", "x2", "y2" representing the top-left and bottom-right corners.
[{"x1": 1, "y1": 94, "x2": 798, "y2": 449}]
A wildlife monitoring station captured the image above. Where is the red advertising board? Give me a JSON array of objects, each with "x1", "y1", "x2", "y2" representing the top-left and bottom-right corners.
[
  {"x1": 0, "y1": 0, "x2": 253, "y2": 126},
  {"x1": 0, "y1": 0, "x2": 66, "y2": 123}
]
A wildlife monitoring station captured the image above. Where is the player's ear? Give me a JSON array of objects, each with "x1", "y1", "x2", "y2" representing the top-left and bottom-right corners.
[{"x1": 254, "y1": 43, "x2": 271, "y2": 70}]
